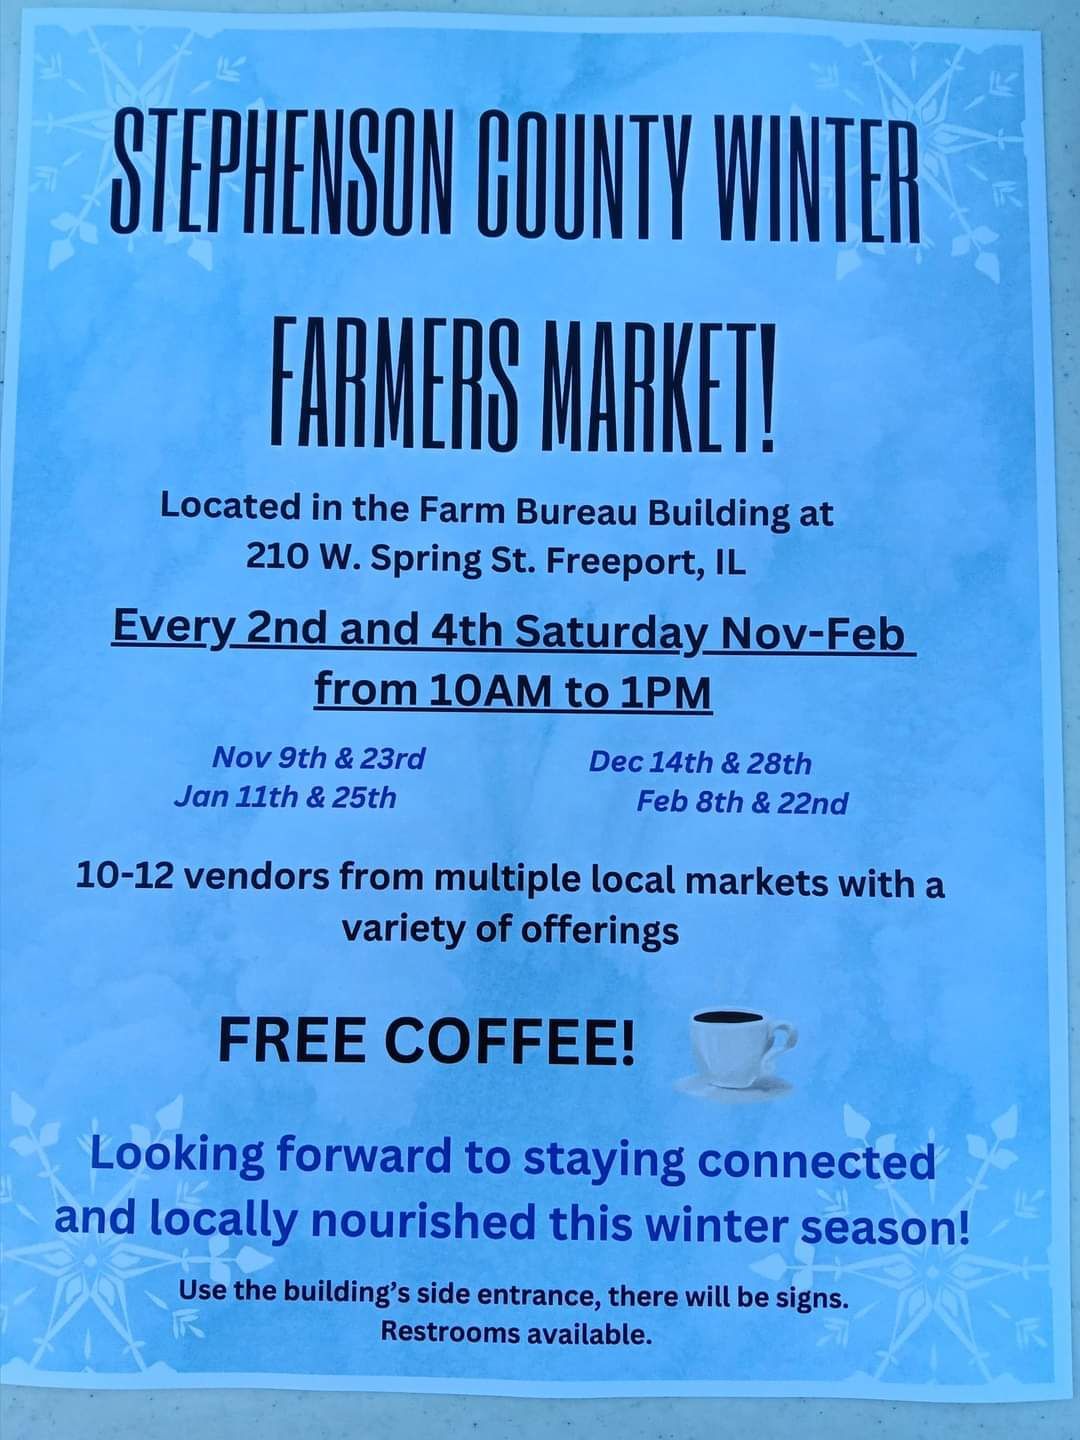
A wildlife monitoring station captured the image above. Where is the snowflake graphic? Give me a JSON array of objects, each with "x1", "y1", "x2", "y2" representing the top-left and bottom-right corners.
[
  {"x1": 30, "y1": 25, "x2": 254, "y2": 272},
  {"x1": 750, "y1": 1102, "x2": 1053, "y2": 1385},
  {"x1": 1, "y1": 1092, "x2": 272, "y2": 1374},
  {"x1": 811, "y1": 41, "x2": 1027, "y2": 282}
]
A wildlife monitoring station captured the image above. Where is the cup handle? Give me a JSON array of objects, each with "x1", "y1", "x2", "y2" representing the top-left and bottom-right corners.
[{"x1": 763, "y1": 1021, "x2": 798, "y2": 1067}]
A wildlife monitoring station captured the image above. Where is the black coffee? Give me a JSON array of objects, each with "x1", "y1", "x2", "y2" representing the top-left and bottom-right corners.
[{"x1": 694, "y1": 1010, "x2": 762, "y2": 1024}]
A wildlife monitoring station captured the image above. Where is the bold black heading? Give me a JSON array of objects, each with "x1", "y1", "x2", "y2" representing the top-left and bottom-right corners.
[{"x1": 109, "y1": 107, "x2": 920, "y2": 245}]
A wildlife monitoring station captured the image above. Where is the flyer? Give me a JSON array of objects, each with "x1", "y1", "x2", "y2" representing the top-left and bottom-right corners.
[{"x1": 0, "y1": 9, "x2": 1069, "y2": 1402}]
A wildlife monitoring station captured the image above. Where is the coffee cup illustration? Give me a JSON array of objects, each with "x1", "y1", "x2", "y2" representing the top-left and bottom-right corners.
[{"x1": 689, "y1": 1008, "x2": 798, "y2": 1090}]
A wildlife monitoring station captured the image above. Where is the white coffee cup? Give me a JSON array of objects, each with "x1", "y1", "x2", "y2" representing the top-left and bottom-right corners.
[{"x1": 690, "y1": 1008, "x2": 798, "y2": 1089}]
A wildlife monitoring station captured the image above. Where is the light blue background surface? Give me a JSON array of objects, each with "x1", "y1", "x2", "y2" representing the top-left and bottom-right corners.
[{"x1": 1, "y1": 2, "x2": 1077, "y2": 1437}]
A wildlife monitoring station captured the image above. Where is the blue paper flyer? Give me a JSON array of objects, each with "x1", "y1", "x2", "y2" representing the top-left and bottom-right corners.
[{"x1": 0, "y1": 9, "x2": 1069, "y2": 1402}]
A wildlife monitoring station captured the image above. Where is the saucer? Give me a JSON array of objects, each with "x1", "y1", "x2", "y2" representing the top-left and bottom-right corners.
[{"x1": 674, "y1": 1073, "x2": 792, "y2": 1104}]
